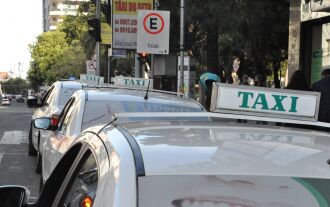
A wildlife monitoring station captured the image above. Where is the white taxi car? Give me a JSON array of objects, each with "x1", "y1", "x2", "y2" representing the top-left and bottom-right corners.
[
  {"x1": 28, "y1": 80, "x2": 84, "y2": 173},
  {"x1": 33, "y1": 87, "x2": 205, "y2": 188},
  {"x1": 3, "y1": 83, "x2": 330, "y2": 207},
  {"x1": 1, "y1": 98, "x2": 10, "y2": 105}
]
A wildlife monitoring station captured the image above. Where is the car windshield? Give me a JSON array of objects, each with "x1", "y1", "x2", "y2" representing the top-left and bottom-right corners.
[{"x1": 81, "y1": 99, "x2": 204, "y2": 130}]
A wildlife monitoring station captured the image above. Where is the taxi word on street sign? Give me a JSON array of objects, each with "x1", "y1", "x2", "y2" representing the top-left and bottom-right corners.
[
  {"x1": 210, "y1": 83, "x2": 321, "y2": 121},
  {"x1": 137, "y1": 10, "x2": 170, "y2": 54},
  {"x1": 114, "y1": 76, "x2": 153, "y2": 88},
  {"x1": 80, "y1": 74, "x2": 104, "y2": 85}
]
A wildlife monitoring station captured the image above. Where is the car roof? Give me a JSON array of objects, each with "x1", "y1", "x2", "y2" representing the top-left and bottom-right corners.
[
  {"x1": 77, "y1": 88, "x2": 205, "y2": 110},
  {"x1": 55, "y1": 80, "x2": 84, "y2": 89},
  {"x1": 101, "y1": 120, "x2": 330, "y2": 179}
]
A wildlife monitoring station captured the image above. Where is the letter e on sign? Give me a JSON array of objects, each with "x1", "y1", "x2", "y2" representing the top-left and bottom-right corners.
[
  {"x1": 143, "y1": 13, "x2": 164, "y2": 35},
  {"x1": 137, "y1": 10, "x2": 170, "y2": 55}
]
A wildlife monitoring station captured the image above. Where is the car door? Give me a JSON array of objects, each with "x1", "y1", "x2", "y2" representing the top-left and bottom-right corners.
[
  {"x1": 32, "y1": 85, "x2": 57, "y2": 149},
  {"x1": 36, "y1": 133, "x2": 109, "y2": 207},
  {"x1": 43, "y1": 97, "x2": 77, "y2": 182}
]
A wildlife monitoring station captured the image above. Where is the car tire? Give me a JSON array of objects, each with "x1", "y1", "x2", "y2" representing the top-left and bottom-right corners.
[
  {"x1": 36, "y1": 150, "x2": 42, "y2": 174},
  {"x1": 28, "y1": 124, "x2": 37, "y2": 156}
]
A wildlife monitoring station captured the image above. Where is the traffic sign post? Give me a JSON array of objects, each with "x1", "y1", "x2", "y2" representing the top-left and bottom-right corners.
[
  {"x1": 137, "y1": 10, "x2": 170, "y2": 55},
  {"x1": 86, "y1": 60, "x2": 96, "y2": 75}
]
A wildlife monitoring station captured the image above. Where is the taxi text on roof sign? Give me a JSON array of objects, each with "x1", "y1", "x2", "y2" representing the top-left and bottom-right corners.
[
  {"x1": 114, "y1": 76, "x2": 153, "y2": 89},
  {"x1": 80, "y1": 74, "x2": 104, "y2": 85},
  {"x1": 210, "y1": 83, "x2": 321, "y2": 121}
]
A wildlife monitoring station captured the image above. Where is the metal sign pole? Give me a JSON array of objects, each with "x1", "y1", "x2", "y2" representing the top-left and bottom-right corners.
[
  {"x1": 179, "y1": 0, "x2": 185, "y2": 95},
  {"x1": 96, "y1": 0, "x2": 101, "y2": 76}
]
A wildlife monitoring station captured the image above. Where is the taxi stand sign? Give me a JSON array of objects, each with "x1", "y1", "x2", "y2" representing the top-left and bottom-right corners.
[
  {"x1": 210, "y1": 83, "x2": 321, "y2": 121},
  {"x1": 137, "y1": 10, "x2": 170, "y2": 54},
  {"x1": 114, "y1": 76, "x2": 153, "y2": 89}
]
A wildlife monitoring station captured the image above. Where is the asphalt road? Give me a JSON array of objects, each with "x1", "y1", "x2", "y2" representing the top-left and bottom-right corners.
[{"x1": 0, "y1": 100, "x2": 39, "y2": 201}]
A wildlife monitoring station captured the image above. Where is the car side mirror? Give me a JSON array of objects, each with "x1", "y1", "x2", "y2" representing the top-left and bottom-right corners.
[
  {"x1": 34, "y1": 118, "x2": 52, "y2": 130},
  {"x1": 0, "y1": 186, "x2": 29, "y2": 207}
]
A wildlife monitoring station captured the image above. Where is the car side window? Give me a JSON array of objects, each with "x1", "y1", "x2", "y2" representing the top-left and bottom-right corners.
[
  {"x1": 45, "y1": 86, "x2": 58, "y2": 107},
  {"x1": 61, "y1": 150, "x2": 98, "y2": 207},
  {"x1": 64, "y1": 99, "x2": 80, "y2": 136},
  {"x1": 57, "y1": 98, "x2": 75, "y2": 133},
  {"x1": 59, "y1": 103, "x2": 75, "y2": 135},
  {"x1": 42, "y1": 86, "x2": 55, "y2": 106}
]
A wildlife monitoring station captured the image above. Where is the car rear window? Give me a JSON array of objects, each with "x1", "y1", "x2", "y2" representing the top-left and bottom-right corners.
[
  {"x1": 81, "y1": 100, "x2": 204, "y2": 130},
  {"x1": 139, "y1": 175, "x2": 330, "y2": 207},
  {"x1": 59, "y1": 88, "x2": 80, "y2": 107}
]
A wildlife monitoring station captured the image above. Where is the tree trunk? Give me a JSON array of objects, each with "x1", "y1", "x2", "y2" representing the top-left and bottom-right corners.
[
  {"x1": 206, "y1": 24, "x2": 219, "y2": 75},
  {"x1": 273, "y1": 61, "x2": 281, "y2": 88}
]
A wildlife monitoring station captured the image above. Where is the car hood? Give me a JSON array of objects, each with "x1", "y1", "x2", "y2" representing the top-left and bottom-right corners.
[{"x1": 123, "y1": 122, "x2": 330, "y2": 179}]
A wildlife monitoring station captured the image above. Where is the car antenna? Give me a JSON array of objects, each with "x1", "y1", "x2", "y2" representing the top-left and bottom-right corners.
[{"x1": 144, "y1": 80, "x2": 151, "y2": 100}]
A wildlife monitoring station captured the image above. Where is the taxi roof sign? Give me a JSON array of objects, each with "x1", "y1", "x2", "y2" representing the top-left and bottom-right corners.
[
  {"x1": 114, "y1": 76, "x2": 153, "y2": 89},
  {"x1": 210, "y1": 83, "x2": 321, "y2": 121}
]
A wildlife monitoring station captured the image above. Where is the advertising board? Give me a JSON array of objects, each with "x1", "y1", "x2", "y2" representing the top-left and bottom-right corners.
[{"x1": 112, "y1": 0, "x2": 154, "y2": 49}]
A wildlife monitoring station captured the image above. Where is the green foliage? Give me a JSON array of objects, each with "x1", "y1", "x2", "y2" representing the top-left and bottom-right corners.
[
  {"x1": 52, "y1": 40, "x2": 87, "y2": 78},
  {"x1": 1, "y1": 78, "x2": 29, "y2": 95},
  {"x1": 28, "y1": 30, "x2": 86, "y2": 86},
  {"x1": 27, "y1": 1, "x2": 96, "y2": 88},
  {"x1": 27, "y1": 61, "x2": 45, "y2": 91},
  {"x1": 160, "y1": 0, "x2": 289, "y2": 85},
  {"x1": 29, "y1": 30, "x2": 69, "y2": 74}
]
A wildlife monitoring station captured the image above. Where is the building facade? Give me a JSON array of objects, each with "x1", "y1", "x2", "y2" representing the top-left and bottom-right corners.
[
  {"x1": 288, "y1": 0, "x2": 330, "y2": 85},
  {"x1": 42, "y1": 0, "x2": 89, "y2": 31},
  {"x1": 0, "y1": 72, "x2": 9, "y2": 82}
]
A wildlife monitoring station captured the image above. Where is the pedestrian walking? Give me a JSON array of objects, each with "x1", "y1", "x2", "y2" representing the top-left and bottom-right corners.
[
  {"x1": 312, "y1": 68, "x2": 330, "y2": 123},
  {"x1": 285, "y1": 70, "x2": 311, "y2": 91},
  {"x1": 199, "y1": 72, "x2": 220, "y2": 111}
]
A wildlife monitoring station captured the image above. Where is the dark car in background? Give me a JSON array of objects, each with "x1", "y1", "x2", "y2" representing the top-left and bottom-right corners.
[{"x1": 15, "y1": 95, "x2": 24, "y2": 102}]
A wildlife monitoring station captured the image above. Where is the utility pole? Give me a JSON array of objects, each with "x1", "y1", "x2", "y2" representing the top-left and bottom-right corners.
[
  {"x1": 179, "y1": 0, "x2": 185, "y2": 95},
  {"x1": 96, "y1": 0, "x2": 101, "y2": 76}
]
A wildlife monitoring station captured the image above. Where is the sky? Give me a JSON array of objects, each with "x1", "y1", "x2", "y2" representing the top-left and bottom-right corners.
[{"x1": 0, "y1": 0, "x2": 42, "y2": 79}]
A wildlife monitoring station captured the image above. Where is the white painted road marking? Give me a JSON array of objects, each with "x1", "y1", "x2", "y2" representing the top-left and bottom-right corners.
[{"x1": 0, "y1": 131, "x2": 28, "y2": 144}]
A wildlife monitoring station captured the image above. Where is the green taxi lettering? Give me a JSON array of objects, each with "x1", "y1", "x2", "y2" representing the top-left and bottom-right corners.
[
  {"x1": 252, "y1": 93, "x2": 269, "y2": 110},
  {"x1": 270, "y1": 95, "x2": 287, "y2": 112},
  {"x1": 123, "y1": 79, "x2": 146, "y2": 86},
  {"x1": 238, "y1": 92, "x2": 254, "y2": 108},
  {"x1": 289, "y1": 96, "x2": 299, "y2": 113},
  {"x1": 238, "y1": 91, "x2": 299, "y2": 113}
]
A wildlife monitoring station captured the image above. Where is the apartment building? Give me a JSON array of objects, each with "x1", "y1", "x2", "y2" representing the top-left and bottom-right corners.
[{"x1": 43, "y1": 0, "x2": 89, "y2": 31}]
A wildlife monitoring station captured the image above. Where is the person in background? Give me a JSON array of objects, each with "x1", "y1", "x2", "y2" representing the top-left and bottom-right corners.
[
  {"x1": 199, "y1": 72, "x2": 221, "y2": 111},
  {"x1": 254, "y1": 74, "x2": 265, "y2": 87},
  {"x1": 312, "y1": 68, "x2": 330, "y2": 123},
  {"x1": 241, "y1": 74, "x2": 250, "y2": 85},
  {"x1": 285, "y1": 70, "x2": 311, "y2": 91}
]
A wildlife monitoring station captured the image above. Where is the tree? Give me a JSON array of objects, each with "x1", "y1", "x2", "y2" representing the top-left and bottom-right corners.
[
  {"x1": 237, "y1": 0, "x2": 289, "y2": 87},
  {"x1": 1, "y1": 78, "x2": 29, "y2": 95},
  {"x1": 29, "y1": 30, "x2": 70, "y2": 84},
  {"x1": 160, "y1": 0, "x2": 289, "y2": 86},
  {"x1": 28, "y1": 30, "x2": 87, "y2": 85},
  {"x1": 51, "y1": 40, "x2": 87, "y2": 79},
  {"x1": 28, "y1": 2, "x2": 96, "y2": 88}
]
